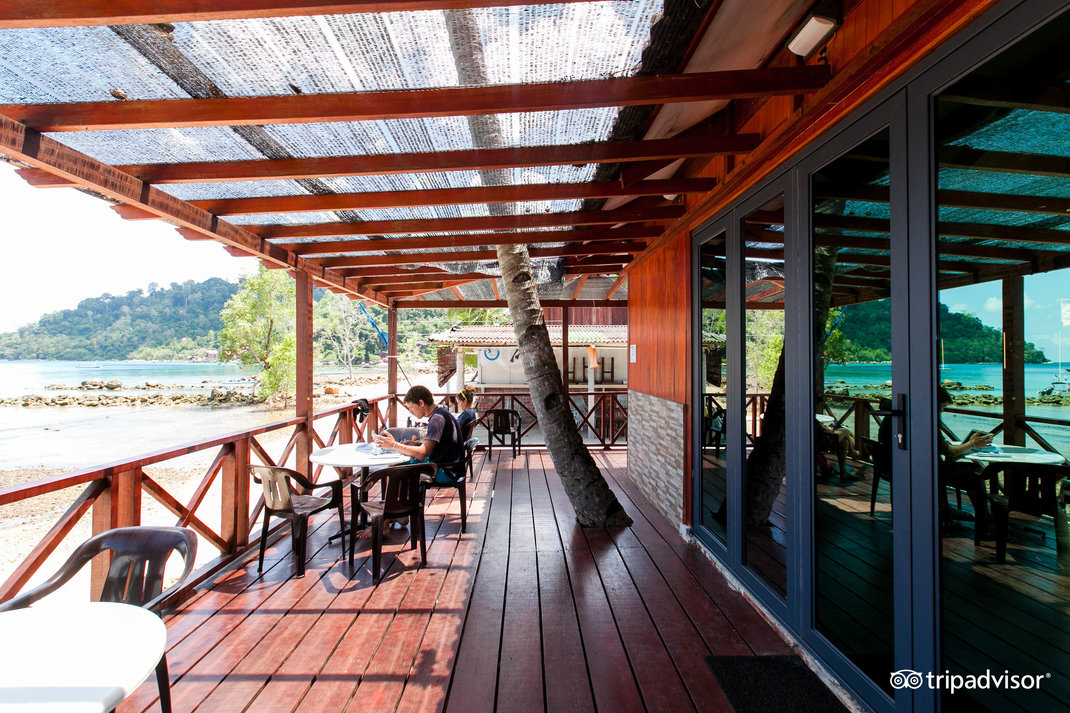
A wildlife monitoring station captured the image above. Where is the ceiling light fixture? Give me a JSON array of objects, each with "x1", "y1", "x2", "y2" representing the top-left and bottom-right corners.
[{"x1": 787, "y1": 0, "x2": 842, "y2": 60}]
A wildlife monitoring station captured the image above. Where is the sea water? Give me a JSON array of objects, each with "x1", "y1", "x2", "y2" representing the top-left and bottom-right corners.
[
  {"x1": 825, "y1": 362, "x2": 1070, "y2": 455},
  {"x1": 0, "y1": 360, "x2": 372, "y2": 470}
]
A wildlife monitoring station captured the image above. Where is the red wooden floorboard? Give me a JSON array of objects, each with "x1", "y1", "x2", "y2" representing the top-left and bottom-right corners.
[{"x1": 118, "y1": 448, "x2": 814, "y2": 713}]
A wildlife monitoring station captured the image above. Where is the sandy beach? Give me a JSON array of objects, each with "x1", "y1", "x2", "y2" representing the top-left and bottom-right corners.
[{"x1": 0, "y1": 369, "x2": 448, "y2": 597}]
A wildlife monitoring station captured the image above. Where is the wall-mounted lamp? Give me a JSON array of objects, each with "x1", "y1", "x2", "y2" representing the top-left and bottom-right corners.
[{"x1": 787, "y1": 0, "x2": 841, "y2": 60}]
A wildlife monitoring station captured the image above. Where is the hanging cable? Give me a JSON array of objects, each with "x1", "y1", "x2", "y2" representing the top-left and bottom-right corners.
[{"x1": 359, "y1": 302, "x2": 412, "y2": 387}]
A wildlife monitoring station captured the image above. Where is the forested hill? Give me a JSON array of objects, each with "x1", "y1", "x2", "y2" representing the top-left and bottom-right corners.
[
  {"x1": 0, "y1": 278, "x2": 239, "y2": 361},
  {"x1": 836, "y1": 300, "x2": 1048, "y2": 363}
]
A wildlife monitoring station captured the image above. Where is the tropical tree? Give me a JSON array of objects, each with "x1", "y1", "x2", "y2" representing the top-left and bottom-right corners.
[
  {"x1": 446, "y1": 8, "x2": 631, "y2": 527},
  {"x1": 218, "y1": 266, "x2": 296, "y2": 396},
  {"x1": 315, "y1": 292, "x2": 372, "y2": 377}
]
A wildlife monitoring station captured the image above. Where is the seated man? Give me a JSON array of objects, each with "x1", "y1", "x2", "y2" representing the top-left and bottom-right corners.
[{"x1": 375, "y1": 385, "x2": 464, "y2": 486}]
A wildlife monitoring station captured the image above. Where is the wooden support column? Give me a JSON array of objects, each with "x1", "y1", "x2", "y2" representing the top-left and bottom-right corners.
[
  {"x1": 561, "y1": 306, "x2": 570, "y2": 391},
  {"x1": 388, "y1": 307, "x2": 399, "y2": 427},
  {"x1": 1003, "y1": 275, "x2": 1026, "y2": 446},
  {"x1": 220, "y1": 439, "x2": 251, "y2": 552},
  {"x1": 90, "y1": 468, "x2": 141, "y2": 599},
  {"x1": 295, "y1": 270, "x2": 314, "y2": 473}
]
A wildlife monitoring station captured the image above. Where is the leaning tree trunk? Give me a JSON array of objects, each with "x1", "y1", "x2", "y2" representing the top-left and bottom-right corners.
[
  {"x1": 498, "y1": 244, "x2": 632, "y2": 527},
  {"x1": 743, "y1": 248, "x2": 839, "y2": 526},
  {"x1": 445, "y1": 10, "x2": 630, "y2": 527}
]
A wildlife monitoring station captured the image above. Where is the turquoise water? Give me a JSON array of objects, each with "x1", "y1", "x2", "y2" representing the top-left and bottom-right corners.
[
  {"x1": 824, "y1": 362, "x2": 1070, "y2": 455},
  {"x1": 0, "y1": 360, "x2": 256, "y2": 397}
]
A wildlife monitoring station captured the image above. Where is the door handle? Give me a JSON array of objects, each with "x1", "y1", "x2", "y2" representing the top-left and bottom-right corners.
[{"x1": 870, "y1": 393, "x2": 907, "y2": 450}]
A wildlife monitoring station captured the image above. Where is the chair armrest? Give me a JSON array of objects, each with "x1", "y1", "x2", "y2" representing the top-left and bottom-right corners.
[{"x1": 0, "y1": 539, "x2": 101, "y2": 612}]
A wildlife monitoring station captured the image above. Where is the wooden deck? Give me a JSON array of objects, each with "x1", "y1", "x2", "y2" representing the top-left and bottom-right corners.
[{"x1": 118, "y1": 449, "x2": 793, "y2": 713}]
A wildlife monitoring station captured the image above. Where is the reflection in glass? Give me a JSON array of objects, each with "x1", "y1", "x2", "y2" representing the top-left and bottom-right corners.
[
  {"x1": 699, "y1": 236, "x2": 728, "y2": 544},
  {"x1": 811, "y1": 128, "x2": 895, "y2": 693},
  {"x1": 936, "y1": 11, "x2": 1070, "y2": 713},
  {"x1": 742, "y1": 196, "x2": 787, "y2": 598}
]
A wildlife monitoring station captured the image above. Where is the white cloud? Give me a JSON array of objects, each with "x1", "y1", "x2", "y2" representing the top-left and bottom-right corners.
[
  {"x1": 949, "y1": 303, "x2": 969, "y2": 314},
  {"x1": 984, "y1": 296, "x2": 1003, "y2": 313}
]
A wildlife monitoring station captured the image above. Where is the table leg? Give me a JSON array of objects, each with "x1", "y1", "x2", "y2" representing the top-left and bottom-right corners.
[{"x1": 357, "y1": 465, "x2": 370, "y2": 530}]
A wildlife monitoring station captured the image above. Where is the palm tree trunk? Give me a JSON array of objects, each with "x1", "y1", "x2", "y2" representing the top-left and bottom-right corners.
[
  {"x1": 498, "y1": 243, "x2": 631, "y2": 527},
  {"x1": 743, "y1": 247, "x2": 838, "y2": 526}
]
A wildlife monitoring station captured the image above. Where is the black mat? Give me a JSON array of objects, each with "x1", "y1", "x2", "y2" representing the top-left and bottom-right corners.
[{"x1": 705, "y1": 655, "x2": 850, "y2": 713}]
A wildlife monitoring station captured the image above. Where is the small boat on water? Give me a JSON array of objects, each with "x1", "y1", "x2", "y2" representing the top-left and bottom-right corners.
[{"x1": 1053, "y1": 369, "x2": 1070, "y2": 392}]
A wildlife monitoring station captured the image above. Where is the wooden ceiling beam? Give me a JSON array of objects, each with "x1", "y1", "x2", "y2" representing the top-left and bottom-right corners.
[
  {"x1": 191, "y1": 177, "x2": 718, "y2": 215},
  {"x1": 283, "y1": 225, "x2": 658, "y2": 256},
  {"x1": 939, "y1": 78, "x2": 1070, "y2": 115},
  {"x1": 247, "y1": 205, "x2": 683, "y2": 239},
  {"x1": 109, "y1": 134, "x2": 761, "y2": 184},
  {"x1": 816, "y1": 214, "x2": 1070, "y2": 245},
  {"x1": 324, "y1": 240, "x2": 645, "y2": 269},
  {"x1": 14, "y1": 168, "x2": 78, "y2": 188},
  {"x1": 392, "y1": 298, "x2": 623, "y2": 308},
  {"x1": 570, "y1": 276, "x2": 588, "y2": 300},
  {"x1": 360, "y1": 271, "x2": 490, "y2": 286},
  {"x1": 372, "y1": 278, "x2": 482, "y2": 293},
  {"x1": 1, "y1": 67, "x2": 831, "y2": 132},
  {"x1": 0, "y1": 0, "x2": 600, "y2": 28},
  {"x1": 0, "y1": 111, "x2": 386, "y2": 305},
  {"x1": 564, "y1": 264, "x2": 629, "y2": 276}
]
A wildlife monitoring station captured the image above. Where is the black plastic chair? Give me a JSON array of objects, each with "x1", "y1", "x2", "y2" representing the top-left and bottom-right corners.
[
  {"x1": 350, "y1": 462, "x2": 435, "y2": 583},
  {"x1": 486, "y1": 408, "x2": 521, "y2": 458},
  {"x1": 861, "y1": 436, "x2": 892, "y2": 514},
  {"x1": 423, "y1": 436, "x2": 477, "y2": 534},
  {"x1": 0, "y1": 526, "x2": 198, "y2": 713},
  {"x1": 250, "y1": 465, "x2": 346, "y2": 579}
]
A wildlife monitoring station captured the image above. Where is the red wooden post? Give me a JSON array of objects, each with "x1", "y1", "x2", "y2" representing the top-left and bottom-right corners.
[
  {"x1": 339, "y1": 408, "x2": 354, "y2": 445},
  {"x1": 388, "y1": 307, "x2": 399, "y2": 427},
  {"x1": 855, "y1": 398, "x2": 871, "y2": 440},
  {"x1": 1003, "y1": 275, "x2": 1026, "y2": 446},
  {"x1": 295, "y1": 270, "x2": 315, "y2": 474},
  {"x1": 561, "y1": 306, "x2": 570, "y2": 391},
  {"x1": 221, "y1": 439, "x2": 251, "y2": 552},
  {"x1": 90, "y1": 468, "x2": 141, "y2": 599}
]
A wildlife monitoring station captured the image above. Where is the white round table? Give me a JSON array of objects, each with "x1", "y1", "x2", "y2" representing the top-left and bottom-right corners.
[
  {"x1": 0, "y1": 601, "x2": 166, "y2": 712},
  {"x1": 963, "y1": 445, "x2": 1066, "y2": 467},
  {"x1": 311, "y1": 443, "x2": 409, "y2": 531}
]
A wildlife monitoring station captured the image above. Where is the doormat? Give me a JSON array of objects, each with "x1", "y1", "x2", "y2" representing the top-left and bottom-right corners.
[{"x1": 704, "y1": 655, "x2": 849, "y2": 713}]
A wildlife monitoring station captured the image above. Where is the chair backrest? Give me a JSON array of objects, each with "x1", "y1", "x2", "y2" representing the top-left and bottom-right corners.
[
  {"x1": 861, "y1": 435, "x2": 892, "y2": 475},
  {"x1": 489, "y1": 408, "x2": 519, "y2": 433},
  {"x1": 461, "y1": 419, "x2": 477, "y2": 442},
  {"x1": 250, "y1": 465, "x2": 298, "y2": 512},
  {"x1": 0, "y1": 526, "x2": 198, "y2": 612},
  {"x1": 377, "y1": 462, "x2": 436, "y2": 516}
]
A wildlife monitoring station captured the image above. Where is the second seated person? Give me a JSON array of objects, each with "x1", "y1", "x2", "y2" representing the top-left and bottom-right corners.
[{"x1": 375, "y1": 385, "x2": 464, "y2": 485}]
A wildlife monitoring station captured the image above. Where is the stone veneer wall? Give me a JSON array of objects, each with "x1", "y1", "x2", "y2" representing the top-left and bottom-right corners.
[{"x1": 627, "y1": 390, "x2": 686, "y2": 526}]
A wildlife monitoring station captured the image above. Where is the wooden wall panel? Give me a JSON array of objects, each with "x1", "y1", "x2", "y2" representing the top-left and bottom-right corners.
[{"x1": 627, "y1": 232, "x2": 690, "y2": 404}]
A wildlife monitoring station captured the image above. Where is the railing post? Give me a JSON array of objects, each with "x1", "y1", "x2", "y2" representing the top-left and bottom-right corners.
[
  {"x1": 295, "y1": 270, "x2": 315, "y2": 474},
  {"x1": 339, "y1": 407, "x2": 354, "y2": 445},
  {"x1": 855, "y1": 399, "x2": 871, "y2": 440},
  {"x1": 90, "y1": 467, "x2": 141, "y2": 599},
  {"x1": 221, "y1": 439, "x2": 251, "y2": 553}
]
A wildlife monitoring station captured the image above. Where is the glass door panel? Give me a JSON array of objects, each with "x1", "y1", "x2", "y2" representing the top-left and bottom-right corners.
[
  {"x1": 935, "y1": 11, "x2": 1070, "y2": 713},
  {"x1": 699, "y1": 233, "x2": 729, "y2": 545},
  {"x1": 742, "y1": 196, "x2": 788, "y2": 598},
  {"x1": 811, "y1": 128, "x2": 896, "y2": 693}
]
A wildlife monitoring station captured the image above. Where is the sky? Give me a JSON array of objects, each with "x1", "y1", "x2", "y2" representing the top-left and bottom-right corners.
[
  {"x1": 943, "y1": 271, "x2": 1070, "y2": 363},
  {"x1": 0, "y1": 163, "x2": 254, "y2": 333}
]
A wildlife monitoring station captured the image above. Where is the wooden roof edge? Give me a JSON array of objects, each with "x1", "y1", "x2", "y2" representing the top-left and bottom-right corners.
[{"x1": 0, "y1": 111, "x2": 388, "y2": 307}]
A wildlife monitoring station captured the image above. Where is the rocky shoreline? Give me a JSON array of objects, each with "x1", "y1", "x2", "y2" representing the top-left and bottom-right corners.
[
  {"x1": 1, "y1": 373, "x2": 393, "y2": 408},
  {"x1": 824, "y1": 378, "x2": 1070, "y2": 407}
]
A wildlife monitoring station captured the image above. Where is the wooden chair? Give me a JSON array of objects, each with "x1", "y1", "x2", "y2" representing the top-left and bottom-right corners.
[
  {"x1": 486, "y1": 408, "x2": 521, "y2": 458},
  {"x1": 249, "y1": 465, "x2": 346, "y2": 579},
  {"x1": 350, "y1": 462, "x2": 435, "y2": 583},
  {"x1": 0, "y1": 526, "x2": 198, "y2": 713},
  {"x1": 423, "y1": 436, "x2": 477, "y2": 534}
]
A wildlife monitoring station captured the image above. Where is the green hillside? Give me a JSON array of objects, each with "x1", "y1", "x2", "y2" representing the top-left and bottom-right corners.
[
  {"x1": 835, "y1": 300, "x2": 1048, "y2": 363},
  {"x1": 0, "y1": 279, "x2": 238, "y2": 361}
]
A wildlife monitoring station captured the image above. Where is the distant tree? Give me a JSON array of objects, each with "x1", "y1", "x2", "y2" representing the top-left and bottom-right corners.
[
  {"x1": 218, "y1": 267, "x2": 296, "y2": 395},
  {"x1": 315, "y1": 292, "x2": 372, "y2": 378}
]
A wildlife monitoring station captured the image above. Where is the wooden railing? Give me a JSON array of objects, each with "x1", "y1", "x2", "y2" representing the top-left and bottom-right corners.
[
  {"x1": 0, "y1": 388, "x2": 630, "y2": 605},
  {"x1": 0, "y1": 395, "x2": 394, "y2": 606},
  {"x1": 463, "y1": 390, "x2": 628, "y2": 448}
]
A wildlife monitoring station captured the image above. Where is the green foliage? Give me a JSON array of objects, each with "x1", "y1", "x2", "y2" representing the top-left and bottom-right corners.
[
  {"x1": 746, "y1": 310, "x2": 785, "y2": 390},
  {"x1": 834, "y1": 300, "x2": 1049, "y2": 363},
  {"x1": 0, "y1": 278, "x2": 237, "y2": 360},
  {"x1": 218, "y1": 267, "x2": 295, "y2": 395},
  {"x1": 315, "y1": 292, "x2": 377, "y2": 376}
]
